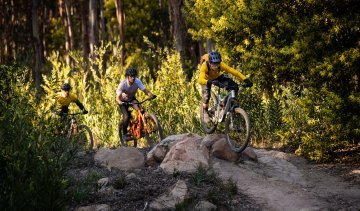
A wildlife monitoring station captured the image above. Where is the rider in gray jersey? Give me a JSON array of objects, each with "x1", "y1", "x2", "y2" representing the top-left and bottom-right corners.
[{"x1": 115, "y1": 68, "x2": 156, "y2": 141}]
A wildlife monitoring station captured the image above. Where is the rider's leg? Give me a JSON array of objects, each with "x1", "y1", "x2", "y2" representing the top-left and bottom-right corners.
[
  {"x1": 201, "y1": 84, "x2": 211, "y2": 110},
  {"x1": 201, "y1": 85, "x2": 211, "y2": 122},
  {"x1": 119, "y1": 104, "x2": 131, "y2": 138}
]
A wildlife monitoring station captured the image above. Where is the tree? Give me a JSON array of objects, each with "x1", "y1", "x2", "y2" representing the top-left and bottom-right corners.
[
  {"x1": 32, "y1": 0, "x2": 43, "y2": 96},
  {"x1": 115, "y1": 0, "x2": 125, "y2": 69},
  {"x1": 168, "y1": 0, "x2": 186, "y2": 72},
  {"x1": 81, "y1": 0, "x2": 90, "y2": 69},
  {"x1": 59, "y1": 0, "x2": 74, "y2": 67}
]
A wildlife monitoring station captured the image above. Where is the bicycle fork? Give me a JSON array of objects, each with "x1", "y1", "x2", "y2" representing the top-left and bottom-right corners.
[{"x1": 216, "y1": 90, "x2": 236, "y2": 123}]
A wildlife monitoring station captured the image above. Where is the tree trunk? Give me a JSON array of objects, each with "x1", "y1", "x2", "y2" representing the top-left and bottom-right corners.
[
  {"x1": 199, "y1": 39, "x2": 204, "y2": 61},
  {"x1": 99, "y1": 0, "x2": 106, "y2": 42},
  {"x1": 32, "y1": 0, "x2": 42, "y2": 96},
  {"x1": 65, "y1": 0, "x2": 74, "y2": 68},
  {"x1": 99, "y1": 0, "x2": 107, "y2": 74},
  {"x1": 168, "y1": 0, "x2": 186, "y2": 72},
  {"x1": 89, "y1": 0, "x2": 99, "y2": 76},
  {"x1": 115, "y1": 0, "x2": 125, "y2": 70},
  {"x1": 81, "y1": 0, "x2": 89, "y2": 70},
  {"x1": 206, "y1": 38, "x2": 216, "y2": 52},
  {"x1": 59, "y1": 0, "x2": 73, "y2": 67}
]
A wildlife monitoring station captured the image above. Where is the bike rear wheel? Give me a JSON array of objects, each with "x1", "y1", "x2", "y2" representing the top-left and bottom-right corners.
[
  {"x1": 200, "y1": 91, "x2": 218, "y2": 134},
  {"x1": 144, "y1": 112, "x2": 164, "y2": 147},
  {"x1": 225, "y1": 107, "x2": 251, "y2": 153},
  {"x1": 70, "y1": 124, "x2": 94, "y2": 151}
]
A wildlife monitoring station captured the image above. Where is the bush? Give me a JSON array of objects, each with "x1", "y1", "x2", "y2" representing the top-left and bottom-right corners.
[{"x1": 0, "y1": 64, "x2": 71, "y2": 210}]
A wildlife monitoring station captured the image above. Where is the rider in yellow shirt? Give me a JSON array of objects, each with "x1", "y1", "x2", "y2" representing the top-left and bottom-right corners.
[
  {"x1": 56, "y1": 83, "x2": 88, "y2": 117},
  {"x1": 198, "y1": 51, "x2": 253, "y2": 121}
]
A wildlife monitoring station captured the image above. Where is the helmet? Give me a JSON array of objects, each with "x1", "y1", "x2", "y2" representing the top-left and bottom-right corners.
[
  {"x1": 208, "y1": 51, "x2": 222, "y2": 63},
  {"x1": 125, "y1": 68, "x2": 138, "y2": 77},
  {"x1": 61, "y1": 83, "x2": 71, "y2": 91}
]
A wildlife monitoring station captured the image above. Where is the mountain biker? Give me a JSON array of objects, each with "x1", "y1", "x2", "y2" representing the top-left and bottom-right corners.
[
  {"x1": 116, "y1": 68, "x2": 157, "y2": 141},
  {"x1": 55, "y1": 83, "x2": 88, "y2": 117},
  {"x1": 198, "y1": 51, "x2": 253, "y2": 121}
]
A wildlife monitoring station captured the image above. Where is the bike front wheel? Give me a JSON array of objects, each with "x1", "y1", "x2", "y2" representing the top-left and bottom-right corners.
[
  {"x1": 200, "y1": 91, "x2": 218, "y2": 134},
  {"x1": 225, "y1": 107, "x2": 251, "y2": 153},
  {"x1": 70, "y1": 124, "x2": 95, "y2": 151},
  {"x1": 144, "y1": 112, "x2": 164, "y2": 147}
]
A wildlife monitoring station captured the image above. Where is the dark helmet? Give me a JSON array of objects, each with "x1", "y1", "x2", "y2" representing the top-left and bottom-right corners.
[
  {"x1": 125, "y1": 68, "x2": 138, "y2": 77},
  {"x1": 208, "y1": 51, "x2": 222, "y2": 63},
  {"x1": 61, "y1": 83, "x2": 71, "y2": 91}
]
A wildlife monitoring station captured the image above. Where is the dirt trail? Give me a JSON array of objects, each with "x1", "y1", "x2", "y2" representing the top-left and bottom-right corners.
[{"x1": 211, "y1": 149, "x2": 360, "y2": 210}]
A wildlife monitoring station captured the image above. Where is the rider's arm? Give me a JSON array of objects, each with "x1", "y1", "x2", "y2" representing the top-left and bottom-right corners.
[
  {"x1": 143, "y1": 89, "x2": 156, "y2": 98},
  {"x1": 75, "y1": 99, "x2": 85, "y2": 110},
  {"x1": 220, "y1": 62, "x2": 247, "y2": 81},
  {"x1": 68, "y1": 93, "x2": 87, "y2": 112},
  {"x1": 197, "y1": 62, "x2": 209, "y2": 85},
  {"x1": 115, "y1": 92, "x2": 123, "y2": 104},
  {"x1": 116, "y1": 82, "x2": 124, "y2": 104}
]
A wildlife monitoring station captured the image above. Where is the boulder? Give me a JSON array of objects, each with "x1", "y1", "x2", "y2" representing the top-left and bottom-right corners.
[
  {"x1": 94, "y1": 147, "x2": 144, "y2": 171},
  {"x1": 146, "y1": 133, "x2": 202, "y2": 166},
  {"x1": 211, "y1": 138, "x2": 239, "y2": 162},
  {"x1": 160, "y1": 136, "x2": 209, "y2": 173},
  {"x1": 150, "y1": 180, "x2": 189, "y2": 210},
  {"x1": 76, "y1": 204, "x2": 112, "y2": 211}
]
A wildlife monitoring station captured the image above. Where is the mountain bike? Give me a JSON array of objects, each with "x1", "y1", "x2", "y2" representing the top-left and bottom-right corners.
[
  {"x1": 200, "y1": 81, "x2": 251, "y2": 153},
  {"x1": 119, "y1": 97, "x2": 164, "y2": 147},
  {"x1": 65, "y1": 113, "x2": 95, "y2": 151}
]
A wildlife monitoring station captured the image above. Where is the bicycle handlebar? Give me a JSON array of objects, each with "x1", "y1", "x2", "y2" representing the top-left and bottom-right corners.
[
  {"x1": 67, "y1": 112, "x2": 87, "y2": 116},
  {"x1": 121, "y1": 96, "x2": 156, "y2": 106},
  {"x1": 213, "y1": 80, "x2": 248, "y2": 90}
]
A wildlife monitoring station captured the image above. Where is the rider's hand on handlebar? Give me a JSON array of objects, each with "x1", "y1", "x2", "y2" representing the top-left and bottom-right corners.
[
  {"x1": 212, "y1": 80, "x2": 220, "y2": 86},
  {"x1": 207, "y1": 79, "x2": 220, "y2": 86},
  {"x1": 120, "y1": 101, "x2": 130, "y2": 106},
  {"x1": 243, "y1": 79, "x2": 253, "y2": 88},
  {"x1": 82, "y1": 109, "x2": 88, "y2": 114}
]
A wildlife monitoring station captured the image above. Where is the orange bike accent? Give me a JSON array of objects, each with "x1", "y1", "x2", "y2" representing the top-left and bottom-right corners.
[{"x1": 129, "y1": 104, "x2": 147, "y2": 139}]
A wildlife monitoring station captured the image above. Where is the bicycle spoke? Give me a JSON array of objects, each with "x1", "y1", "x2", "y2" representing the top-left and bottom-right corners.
[
  {"x1": 200, "y1": 92, "x2": 218, "y2": 134},
  {"x1": 225, "y1": 107, "x2": 251, "y2": 153},
  {"x1": 144, "y1": 113, "x2": 163, "y2": 147},
  {"x1": 70, "y1": 125, "x2": 94, "y2": 151}
]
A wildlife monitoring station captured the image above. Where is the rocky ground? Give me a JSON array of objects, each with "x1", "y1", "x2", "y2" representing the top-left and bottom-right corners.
[
  {"x1": 65, "y1": 139, "x2": 360, "y2": 211},
  {"x1": 66, "y1": 148, "x2": 262, "y2": 210}
]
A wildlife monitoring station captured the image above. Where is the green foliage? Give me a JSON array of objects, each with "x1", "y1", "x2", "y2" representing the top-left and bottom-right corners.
[
  {"x1": 113, "y1": 175, "x2": 127, "y2": 189},
  {"x1": 148, "y1": 50, "x2": 203, "y2": 135},
  {"x1": 67, "y1": 171, "x2": 102, "y2": 203},
  {"x1": 0, "y1": 64, "x2": 71, "y2": 210},
  {"x1": 185, "y1": 0, "x2": 360, "y2": 161},
  {"x1": 278, "y1": 85, "x2": 347, "y2": 162}
]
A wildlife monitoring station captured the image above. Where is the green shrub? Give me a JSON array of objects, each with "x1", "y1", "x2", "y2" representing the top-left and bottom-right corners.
[{"x1": 0, "y1": 64, "x2": 71, "y2": 210}]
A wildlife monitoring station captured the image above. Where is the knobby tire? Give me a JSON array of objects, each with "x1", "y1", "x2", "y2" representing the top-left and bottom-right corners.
[
  {"x1": 70, "y1": 124, "x2": 94, "y2": 151},
  {"x1": 200, "y1": 91, "x2": 218, "y2": 134},
  {"x1": 144, "y1": 112, "x2": 164, "y2": 147},
  {"x1": 224, "y1": 107, "x2": 251, "y2": 153}
]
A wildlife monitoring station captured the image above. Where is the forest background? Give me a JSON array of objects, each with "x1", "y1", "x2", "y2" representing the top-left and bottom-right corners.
[{"x1": 0, "y1": 0, "x2": 359, "y2": 209}]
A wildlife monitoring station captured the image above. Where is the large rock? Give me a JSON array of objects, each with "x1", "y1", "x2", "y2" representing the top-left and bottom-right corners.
[
  {"x1": 201, "y1": 133, "x2": 226, "y2": 148},
  {"x1": 160, "y1": 135, "x2": 209, "y2": 173},
  {"x1": 76, "y1": 204, "x2": 112, "y2": 211},
  {"x1": 150, "y1": 180, "x2": 189, "y2": 210},
  {"x1": 195, "y1": 200, "x2": 217, "y2": 211},
  {"x1": 94, "y1": 147, "x2": 144, "y2": 171},
  {"x1": 211, "y1": 138, "x2": 239, "y2": 162},
  {"x1": 146, "y1": 133, "x2": 202, "y2": 166}
]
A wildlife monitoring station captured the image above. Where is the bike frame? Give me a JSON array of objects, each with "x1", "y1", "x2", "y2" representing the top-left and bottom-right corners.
[
  {"x1": 66, "y1": 113, "x2": 83, "y2": 137},
  {"x1": 127, "y1": 98, "x2": 154, "y2": 140},
  {"x1": 212, "y1": 84, "x2": 238, "y2": 123}
]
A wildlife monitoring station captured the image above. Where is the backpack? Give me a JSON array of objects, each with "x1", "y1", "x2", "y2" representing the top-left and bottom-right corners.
[{"x1": 200, "y1": 54, "x2": 211, "y2": 73}]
